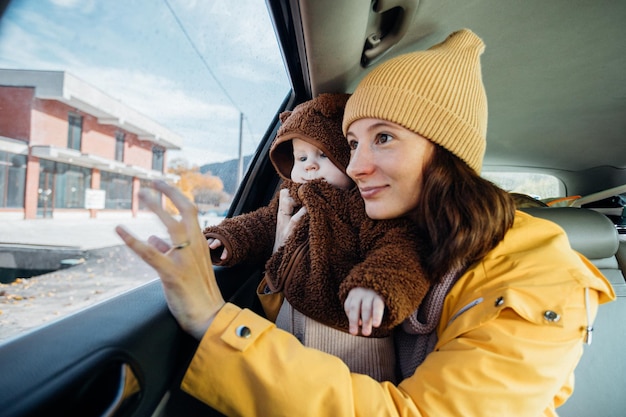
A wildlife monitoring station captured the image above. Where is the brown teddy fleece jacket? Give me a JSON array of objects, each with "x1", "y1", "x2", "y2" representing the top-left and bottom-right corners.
[{"x1": 203, "y1": 178, "x2": 430, "y2": 338}]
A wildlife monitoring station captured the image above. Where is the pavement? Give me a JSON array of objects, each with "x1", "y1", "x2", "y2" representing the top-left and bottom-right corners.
[
  {"x1": 0, "y1": 213, "x2": 223, "y2": 343},
  {"x1": 0, "y1": 213, "x2": 170, "y2": 250}
]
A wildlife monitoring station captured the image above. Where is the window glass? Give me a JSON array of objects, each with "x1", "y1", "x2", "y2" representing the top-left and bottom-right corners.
[
  {"x1": 101, "y1": 171, "x2": 133, "y2": 210},
  {"x1": 482, "y1": 172, "x2": 564, "y2": 200},
  {"x1": 52, "y1": 163, "x2": 91, "y2": 209},
  {"x1": 152, "y1": 147, "x2": 164, "y2": 172},
  {"x1": 67, "y1": 114, "x2": 83, "y2": 151},
  {"x1": 7, "y1": 154, "x2": 26, "y2": 207},
  {"x1": 38, "y1": 159, "x2": 55, "y2": 217},
  {"x1": 115, "y1": 131, "x2": 125, "y2": 162},
  {"x1": 0, "y1": 0, "x2": 289, "y2": 340},
  {"x1": 0, "y1": 151, "x2": 26, "y2": 207}
]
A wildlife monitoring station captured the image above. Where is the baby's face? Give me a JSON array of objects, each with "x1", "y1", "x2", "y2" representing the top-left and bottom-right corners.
[{"x1": 290, "y1": 138, "x2": 353, "y2": 190}]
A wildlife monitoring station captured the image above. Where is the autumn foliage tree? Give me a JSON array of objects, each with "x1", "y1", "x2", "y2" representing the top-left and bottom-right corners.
[{"x1": 165, "y1": 158, "x2": 228, "y2": 214}]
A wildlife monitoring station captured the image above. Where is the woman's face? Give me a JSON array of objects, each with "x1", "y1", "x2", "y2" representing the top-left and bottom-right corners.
[{"x1": 346, "y1": 118, "x2": 434, "y2": 219}]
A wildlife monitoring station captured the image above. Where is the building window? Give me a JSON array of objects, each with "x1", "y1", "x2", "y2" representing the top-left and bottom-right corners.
[
  {"x1": 67, "y1": 114, "x2": 83, "y2": 151},
  {"x1": 37, "y1": 160, "x2": 92, "y2": 210},
  {"x1": 100, "y1": 171, "x2": 132, "y2": 209},
  {"x1": 0, "y1": 151, "x2": 26, "y2": 208},
  {"x1": 115, "y1": 131, "x2": 125, "y2": 162},
  {"x1": 152, "y1": 147, "x2": 164, "y2": 172},
  {"x1": 54, "y1": 163, "x2": 92, "y2": 209}
]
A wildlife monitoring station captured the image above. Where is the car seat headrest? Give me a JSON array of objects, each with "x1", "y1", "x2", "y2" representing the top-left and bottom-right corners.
[{"x1": 521, "y1": 207, "x2": 619, "y2": 259}]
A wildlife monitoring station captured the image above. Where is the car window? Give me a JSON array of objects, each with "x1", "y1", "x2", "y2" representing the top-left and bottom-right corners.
[
  {"x1": 482, "y1": 171, "x2": 564, "y2": 201},
  {"x1": 0, "y1": 0, "x2": 289, "y2": 341}
]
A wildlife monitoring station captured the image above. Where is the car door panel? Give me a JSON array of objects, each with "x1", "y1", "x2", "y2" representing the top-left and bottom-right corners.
[{"x1": 0, "y1": 263, "x2": 265, "y2": 417}]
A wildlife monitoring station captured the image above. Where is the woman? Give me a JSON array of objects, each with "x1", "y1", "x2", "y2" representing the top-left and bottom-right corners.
[
  {"x1": 116, "y1": 29, "x2": 614, "y2": 416},
  {"x1": 202, "y1": 93, "x2": 430, "y2": 382}
]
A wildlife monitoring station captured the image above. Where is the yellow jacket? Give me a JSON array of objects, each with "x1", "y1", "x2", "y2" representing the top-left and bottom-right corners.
[{"x1": 181, "y1": 211, "x2": 615, "y2": 416}]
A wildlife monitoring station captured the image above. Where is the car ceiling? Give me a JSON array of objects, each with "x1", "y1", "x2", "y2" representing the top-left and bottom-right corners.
[{"x1": 292, "y1": 0, "x2": 626, "y2": 185}]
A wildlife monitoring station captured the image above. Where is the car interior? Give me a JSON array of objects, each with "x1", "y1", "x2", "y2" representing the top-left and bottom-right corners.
[{"x1": 1, "y1": 0, "x2": 625, "y2": 416}]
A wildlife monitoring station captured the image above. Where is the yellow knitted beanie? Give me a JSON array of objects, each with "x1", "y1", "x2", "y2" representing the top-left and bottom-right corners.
[{"x1": 342, "y1": 29, "x2": 487, "y2": 173}]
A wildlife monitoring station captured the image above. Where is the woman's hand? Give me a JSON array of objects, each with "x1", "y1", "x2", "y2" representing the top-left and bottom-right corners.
[
  {"x1": 344, "y1": 287, "x2": 385, "y2": 336},
  {"x1": 273, "y1": 188, "x2": 306, "y2": 253},
  {"x1": 115, "y1": 180, "x2": 226, "y2": 340}
]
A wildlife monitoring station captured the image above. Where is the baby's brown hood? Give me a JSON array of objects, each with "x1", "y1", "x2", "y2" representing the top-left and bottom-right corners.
[{"x1": 270, "y1": 93, "x2": 351, "y2": 181}]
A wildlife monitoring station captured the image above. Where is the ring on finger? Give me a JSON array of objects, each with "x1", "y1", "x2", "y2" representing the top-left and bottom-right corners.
[
  {"x1": 172, "y1": 241, "x2": 190, "y2": 250},
  {"x1": 166, "y1": 240, "x2": 190, "y2": 254}
]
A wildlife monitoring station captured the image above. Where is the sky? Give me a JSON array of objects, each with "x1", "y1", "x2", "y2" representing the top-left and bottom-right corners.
[{"x1": 0, "y1": 0, "x2": 290, "y2": 167}]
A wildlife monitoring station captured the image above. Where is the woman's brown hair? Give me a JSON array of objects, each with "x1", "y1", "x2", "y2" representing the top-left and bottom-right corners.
[{"x1": 415, "y1": 145, "x2": 517, "y2": 281}]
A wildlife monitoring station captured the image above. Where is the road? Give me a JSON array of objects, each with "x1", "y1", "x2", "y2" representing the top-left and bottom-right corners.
[{"x1": 0, "y1": 213, "x2": 223, "y2": 342}]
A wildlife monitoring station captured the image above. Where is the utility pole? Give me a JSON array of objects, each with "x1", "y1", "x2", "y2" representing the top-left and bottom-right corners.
[{"x1": 237, "y1": 111, "x2": 243, "y2": 186}]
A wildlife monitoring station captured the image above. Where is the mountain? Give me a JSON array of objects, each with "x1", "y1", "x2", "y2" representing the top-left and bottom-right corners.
[{"x1": 200, "y1": 155, "x2": 253, "y2": 195}]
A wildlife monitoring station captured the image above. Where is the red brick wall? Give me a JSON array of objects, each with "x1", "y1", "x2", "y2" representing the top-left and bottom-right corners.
[
  {"x1": 81, "y1": 114, "x2": 116, "y2": 158},
  {"x1": 123, "y1": 134, "x2": 154, "y2": 169},
  {"x1": 0, "y1": 86, "x2": 33, "y2": 141},
  {"x1": 31, "y1": 99, "x2": 73, "y2": 147}
]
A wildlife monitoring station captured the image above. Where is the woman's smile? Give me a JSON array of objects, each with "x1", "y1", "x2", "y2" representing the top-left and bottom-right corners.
[{"x1": 358, "y1": 184, "x2": 387, "y2": 199}]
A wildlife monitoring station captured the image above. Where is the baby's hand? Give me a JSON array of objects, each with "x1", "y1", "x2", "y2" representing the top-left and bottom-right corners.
[
  {"x1": 344, "y1": 287, "x2": 385, "y2": 336},
  {"x1": 207, "y1": 238, "x2": 228, "y2": 260}
]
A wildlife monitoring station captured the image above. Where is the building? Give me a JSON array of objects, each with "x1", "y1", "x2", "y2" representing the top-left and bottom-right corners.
[{"x1": 0, "y1": 69, "x2": 181, "y2": 219}]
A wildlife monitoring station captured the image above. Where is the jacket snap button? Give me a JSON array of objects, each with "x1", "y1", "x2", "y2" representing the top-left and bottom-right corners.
[
  {"x1": 236, "y1": 325, "x2": 251, "y2": 338},
  {"x1": 543, "y1": 310, "x2": 560, "y2": 322},
  {"x1": 494, "y1": 296, "x2": 504, "y2": 307}
]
